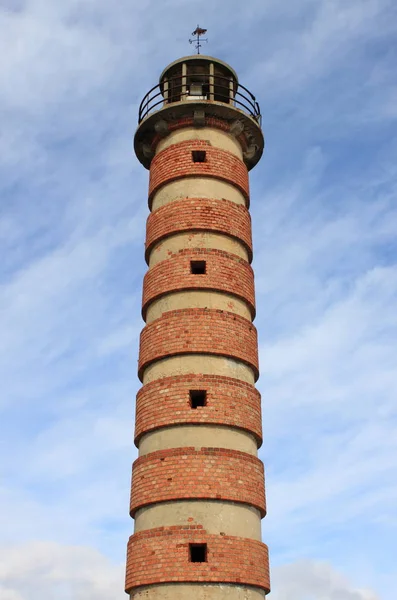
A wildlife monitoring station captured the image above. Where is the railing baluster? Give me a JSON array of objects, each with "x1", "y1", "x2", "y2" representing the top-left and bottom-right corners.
[{"x1": 138, "y1": 74, "x2": 261, "y2": 123}]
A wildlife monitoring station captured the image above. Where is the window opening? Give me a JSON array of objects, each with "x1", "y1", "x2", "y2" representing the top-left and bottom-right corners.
[
  {"x1": 190, "y1": 260, "x2": 206, "y2": 274},
  {"x1": 189, "y1": 544, "x2": 207, "y2": 563},
  {"x1": 192, "y1": 150, "x2": 206, "y2": 163},
  {"x1": 190, "y1": 390, "x2": 207, "y2": 409}
]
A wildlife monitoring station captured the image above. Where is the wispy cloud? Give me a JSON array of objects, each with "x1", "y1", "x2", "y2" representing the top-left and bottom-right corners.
[
  {"x1": 0, "y1": 544, "x2": 383, "y2": 600},
  {"x1": 0, "y1": 0, "x2": 396, "y2": 598},
  {"x1": 272, "y1": 560, "x2": 381, "y2": 600},
  {"x1": 0, "y1": 542, "x2": 123, "y2": 600}
]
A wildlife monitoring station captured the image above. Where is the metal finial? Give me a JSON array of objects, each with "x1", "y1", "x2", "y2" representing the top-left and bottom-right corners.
[{"x1": 189, "y1": 25, "x2": 208, "y2": 55}]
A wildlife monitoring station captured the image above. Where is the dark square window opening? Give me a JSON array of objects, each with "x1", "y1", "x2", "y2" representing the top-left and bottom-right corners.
[
  {"x1": 190, "y1": 390, "x2": 207, "y2": 409},
  {"x1": 192, "y1": 150, "x2": 207, "y2": 163},
  {"x1": 189, "y1": 543, "x2": 207, "y2": 563},
  {"x1": 190, "y1": 260, "x2": 206, "y2": 275}
]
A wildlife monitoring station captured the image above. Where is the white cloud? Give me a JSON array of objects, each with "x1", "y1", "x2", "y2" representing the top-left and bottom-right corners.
[
  {"x1": 0, "y1": 546, "x2": 381, "y2": 600},
  {"x1": 254, "y1": 148, "x2": 397, "y2": 576},
  {"x1": 248, "y1": 0, "x2": 397, "y2": 95},
  {"x1": 272, "y1": 560, "x2": 379, "y2": 600},
  {"x1": 0, "y1": 1, "x2": 395, "y2": 599},
  {"x1": 0, "y1": 542, "x2": 123, "y2": 600}
]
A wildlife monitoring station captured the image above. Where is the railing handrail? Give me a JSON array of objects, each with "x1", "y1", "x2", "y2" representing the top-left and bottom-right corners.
[{"x1": 138, "y1": 74, "x2": 261, "y2": 124}]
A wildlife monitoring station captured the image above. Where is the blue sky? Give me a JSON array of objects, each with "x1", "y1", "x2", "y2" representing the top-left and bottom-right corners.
[{"x1": 0, "y1": 0, "x2": 396, "y2": 598}]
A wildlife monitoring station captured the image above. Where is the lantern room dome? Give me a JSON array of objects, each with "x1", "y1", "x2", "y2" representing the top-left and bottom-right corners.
[{"x1": 134, "y1": 54, "x2": 264, "y2": 170}]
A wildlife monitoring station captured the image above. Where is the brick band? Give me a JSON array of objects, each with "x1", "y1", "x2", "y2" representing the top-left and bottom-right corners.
[
  {"x1": 134, "y1": 375, "x2": 262, "y2": 446},
  {"x1": 125, "y1": 526, "x2": 270, "y2": 593},
  {"x1": 145, "y1": 197, "x2": 253, "y2": 263},
  {"x1": 130, "y1": 447, "x2": 266, "y2": 516},
  {"x1": 149, "y1": 141, "x2": 249, "y2": 206},
  {"x1": 138, "y1": 309, "x2": 259, "y2": 381},
  {"x1": 142, "y1": 249, "x2": 255, "y2": 319}
]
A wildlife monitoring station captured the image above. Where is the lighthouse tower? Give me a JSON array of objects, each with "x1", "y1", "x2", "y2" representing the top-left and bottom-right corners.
[{"x1": 125, "y1": 51, "x2": 270, "y2": 600}]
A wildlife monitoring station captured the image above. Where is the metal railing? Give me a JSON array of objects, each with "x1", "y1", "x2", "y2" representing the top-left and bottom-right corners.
[{"x1": 138, "y1": 74, "x2": 261, "y2": 124}]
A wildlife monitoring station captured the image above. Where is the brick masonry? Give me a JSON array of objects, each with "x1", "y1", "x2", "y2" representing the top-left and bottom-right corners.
[
  {"x1": 134, "y1": 375, "x2": 262, "y2": 446},
  {"x1": 138, "y1": 308, "x2": 259, "y2": 381},
  {"x1": 148, "y1": 141, "x2": 250, "y2": 206},
  {"x1": 130, "y1": 447, "x2": 266, "y2": 517},
  {"x1": 142, "y1": 248, "x2": 255, "y2": 319},
  {"x1": 125, "y1": 526, "x2": 270, "y2": 593},
  {"x1": 127, "y1": 63, "x2": 269, "y2": 596},
  {"x1": 145, "y1": 197, "x2": 253, "y2": 263}
]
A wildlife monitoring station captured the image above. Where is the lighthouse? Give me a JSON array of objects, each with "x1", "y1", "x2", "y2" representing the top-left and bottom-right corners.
[{"x1": 125, "y1": 47, "x2": 270, "y2": 600}]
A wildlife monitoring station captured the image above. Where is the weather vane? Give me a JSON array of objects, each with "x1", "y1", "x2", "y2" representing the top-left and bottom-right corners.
[{"x1": 189, "y1": 26, "x2": 208, "y2": 55}]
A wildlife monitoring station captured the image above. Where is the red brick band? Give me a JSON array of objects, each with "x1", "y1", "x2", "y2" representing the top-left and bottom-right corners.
[
  {"x1": 149, "y1": 141, "x2": 249, "y2": 206},
  {"x1": 125, "y1": 526, "x2": 270, "y2": 593},
  {"x1": 145, "y1": 197, "x2": 253, "y2": 263},
  {"x1": 130, "y1": 448, "x2": 265, "y2": 517},
  {"x1": 142, "y1": 249, "x2": 255, "y2": 319},
  {"x1": 134, "y1": 375, "x2": 262, "y2": 446},
  {"x1": 138, "y1": 309, "x2": 259, "y2": 381}
]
